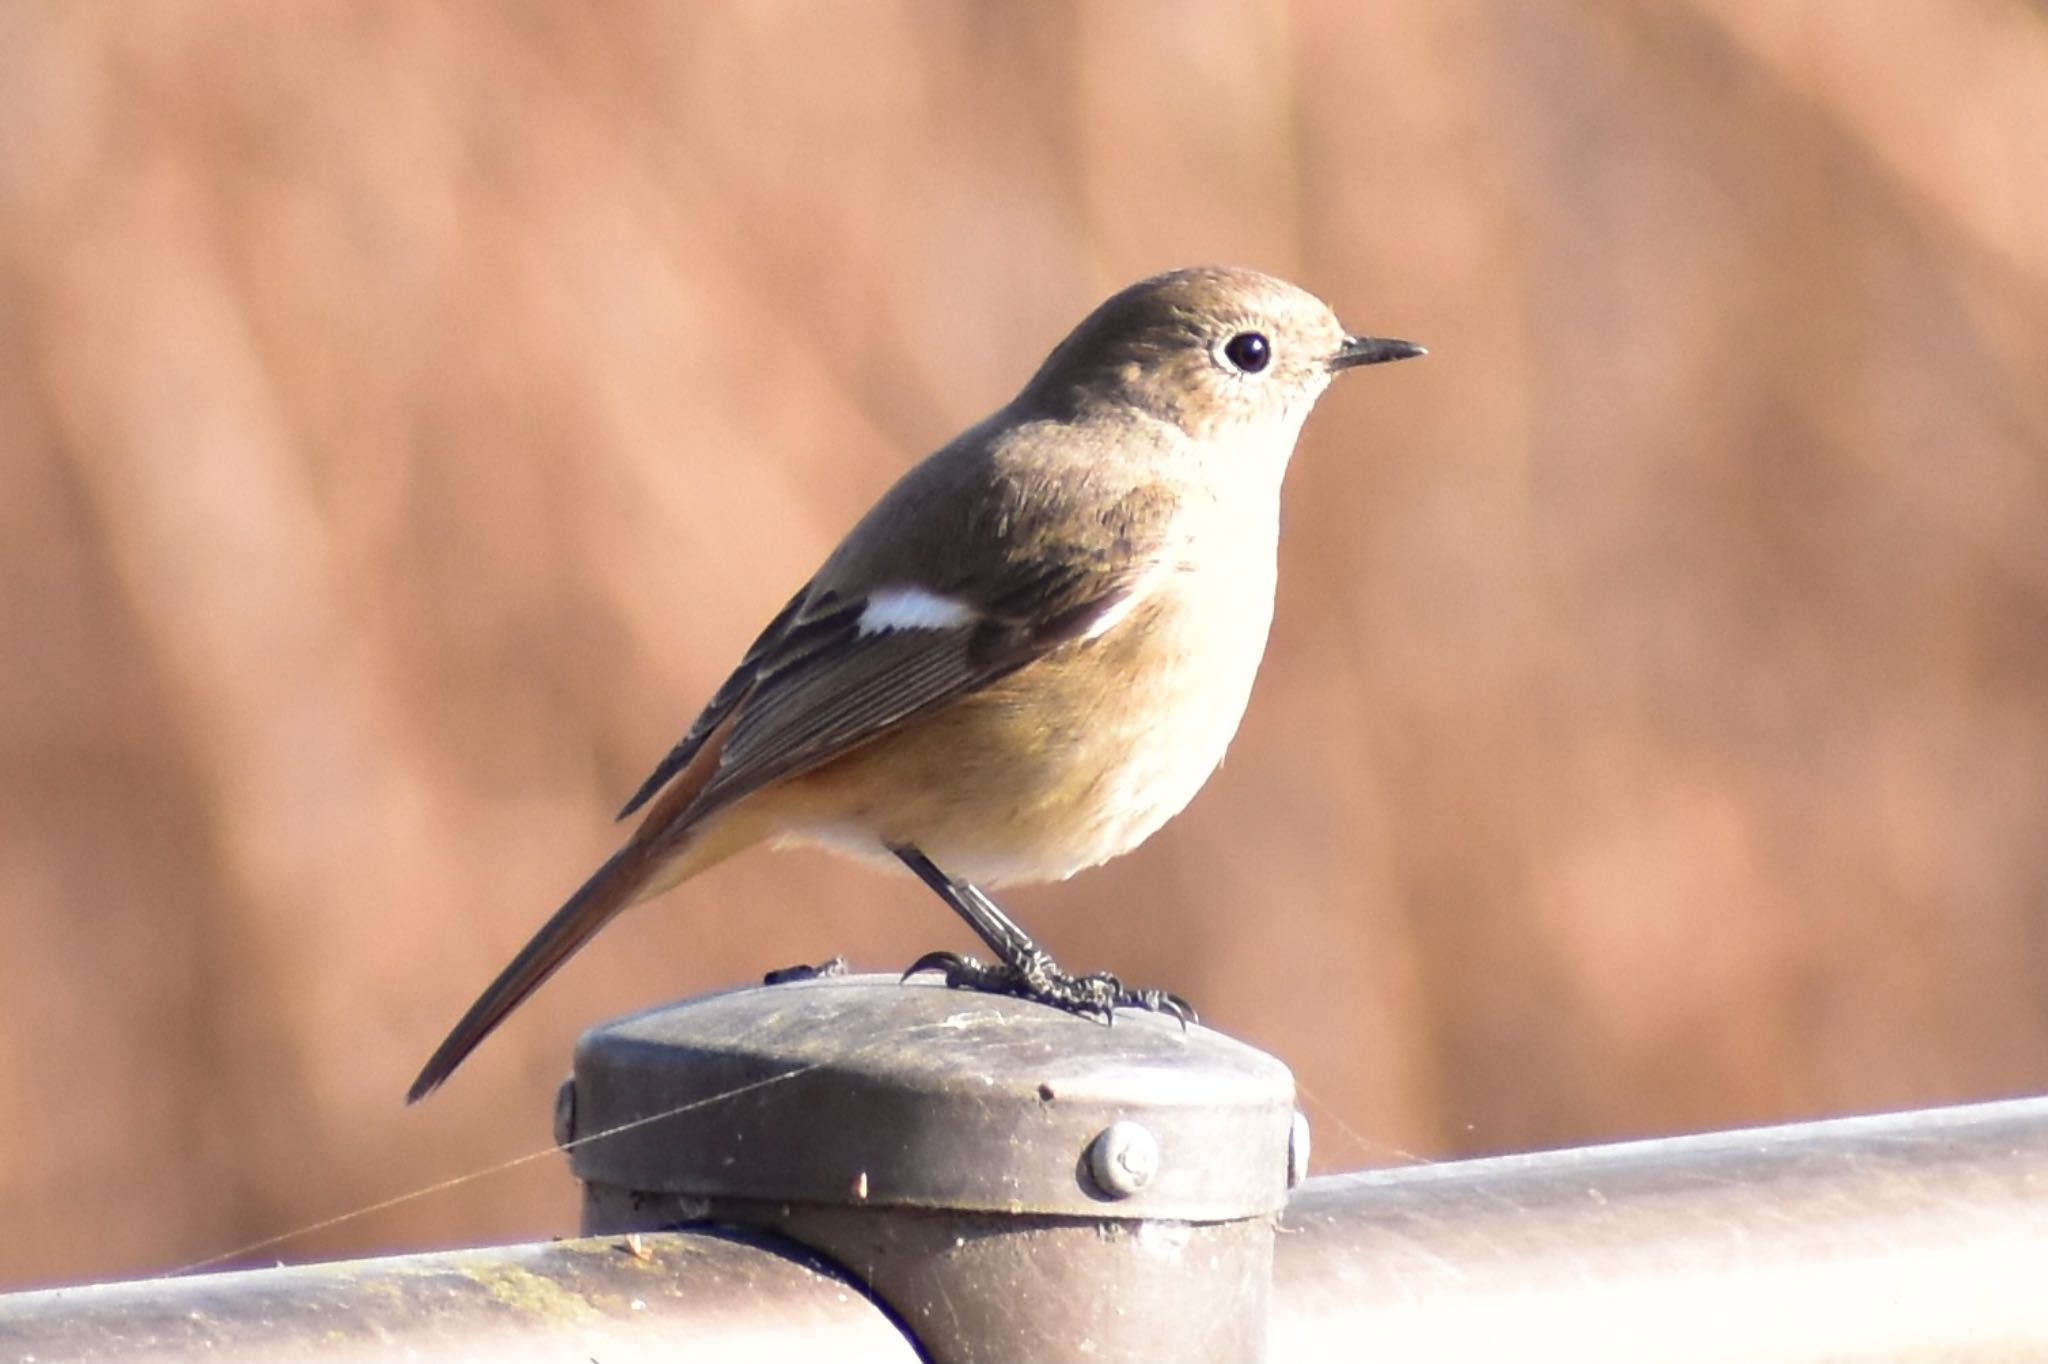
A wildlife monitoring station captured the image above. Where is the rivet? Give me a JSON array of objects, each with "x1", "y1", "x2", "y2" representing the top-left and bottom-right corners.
[
  {"x1": 1087, "y1": 1120, "x2": 1160, "y2": 1198},
  {"x1": 554, "y1": 1077, "x2": 577, "y2": 1148},
  {"x1": 1287, "y1": 1110, "x2": 1312, "y2": 1188}
]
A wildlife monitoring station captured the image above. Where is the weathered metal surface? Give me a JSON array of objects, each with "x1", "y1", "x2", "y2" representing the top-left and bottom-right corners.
[
  {"x1": 0, "y1": 1230, "x2": 916, "y2": 1364},
  {"x1": 586, "y1": 1191, "x2": 1276, "y2": 1364},
  {"x1": 566, "y1": 973, "x2": 1299, "y2": 1221},
  {"x1": 1271, "y1": 1094, "x2": 2048, "y2": 1362},
  {"x1": 6, "y1": 1087, "x2": 2047, "y2": 1360},
  {"x1": 571, "y1": 974, "x2": 1296, "y2": 1363}
]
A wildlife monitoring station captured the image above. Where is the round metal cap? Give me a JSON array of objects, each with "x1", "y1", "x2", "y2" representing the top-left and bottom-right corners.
[{"x1": 566, "y1": 974, "x2": 1296, "y2": 1221}]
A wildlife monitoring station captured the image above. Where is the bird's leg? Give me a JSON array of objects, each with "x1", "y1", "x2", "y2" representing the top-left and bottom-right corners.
[
  {"x1": 890, "y1": 845, "x2": 1196, "y2": 1024},
  {"x1": 891, "y1": 845, "x2": 1058, "y2": 987}
]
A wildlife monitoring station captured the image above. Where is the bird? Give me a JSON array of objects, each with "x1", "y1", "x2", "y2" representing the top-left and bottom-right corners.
[{"x1": 407, "y1": 265, "x2": 1422, "y2": 1101}]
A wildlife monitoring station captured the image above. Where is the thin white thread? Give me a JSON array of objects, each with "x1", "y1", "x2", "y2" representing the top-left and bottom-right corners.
[
  {"x1": 1292, "y1": 1078, "x2": 1440, "y2": 1172},
  {"x1": 170, "y1": 1061, "x2": 825, "y2": 1276}
]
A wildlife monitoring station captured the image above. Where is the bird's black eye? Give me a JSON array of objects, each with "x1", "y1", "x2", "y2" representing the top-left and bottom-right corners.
[{"x1": 1222, "y1": 331, "x2": 1271, "y2": 374}]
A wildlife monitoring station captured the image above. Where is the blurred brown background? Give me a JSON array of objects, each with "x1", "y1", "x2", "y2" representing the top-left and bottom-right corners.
[{"x1": 3, "y1": 0, "x2": 2046, "y2": 1290}]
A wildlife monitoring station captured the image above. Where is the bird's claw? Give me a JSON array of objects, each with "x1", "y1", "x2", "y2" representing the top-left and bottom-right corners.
[
  {"x1": 902, "y1": 951, "x2": 1195, "y2": 1026},
  {"x1": 763, "y1": 956, "x2": 848, "y2": 985}
]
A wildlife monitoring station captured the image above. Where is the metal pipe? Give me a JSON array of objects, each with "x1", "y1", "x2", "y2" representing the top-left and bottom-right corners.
[
  {"x1": 0, "y1": 1229, "x2": 919, "y2": 1364},
  {"x1": 1272, "y1": 1095, "x2": 2048, "y2": 1362}
]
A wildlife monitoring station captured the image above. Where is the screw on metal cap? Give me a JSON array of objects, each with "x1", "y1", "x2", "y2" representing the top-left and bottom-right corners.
[{"x1": 1087, "y1": 1120, "x2": 1162, "y2": 1199}]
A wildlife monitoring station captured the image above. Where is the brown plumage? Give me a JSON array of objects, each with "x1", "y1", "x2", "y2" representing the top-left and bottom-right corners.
[{"x1": 408, "y1": 266, "x2": 1421, "y2": 1101}]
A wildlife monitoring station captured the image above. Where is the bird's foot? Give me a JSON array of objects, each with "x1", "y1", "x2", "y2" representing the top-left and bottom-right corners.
[{"x1": 903, "y1": 950, "x2": 1196, "y2": 1026}]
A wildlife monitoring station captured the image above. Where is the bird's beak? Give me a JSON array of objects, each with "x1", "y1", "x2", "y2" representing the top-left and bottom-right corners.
[{"x1": 1329, "y1": 335, "x2": 1427, "y2": 371}]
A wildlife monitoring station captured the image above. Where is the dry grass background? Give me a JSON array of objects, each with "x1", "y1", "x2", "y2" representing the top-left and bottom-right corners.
[{"x1": 2, "y1": 0, "x2": 2045, "y2": 1289}]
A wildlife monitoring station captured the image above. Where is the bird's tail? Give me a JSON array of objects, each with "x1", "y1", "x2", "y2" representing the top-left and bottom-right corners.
[
  {"x1": 407, "y1": 708, "x2": 761, "y2": 1102},
  {"x1": 406, "y1": 842, "x2": 659, "y2": 1103}
]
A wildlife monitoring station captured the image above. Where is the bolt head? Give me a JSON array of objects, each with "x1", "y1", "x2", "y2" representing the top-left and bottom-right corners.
[
  {"x1": 554, "y1": 1077, "x2": 578, "y2": 1148},
  {"x1": 1287, "y1": 1110, "x2": 1312, "y2": 1188},
  {"x1": 1086, "y1": 1119, "x2": 1160, "y2": 1198}
]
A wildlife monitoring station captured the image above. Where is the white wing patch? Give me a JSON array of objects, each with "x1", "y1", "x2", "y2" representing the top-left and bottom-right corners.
[
  {"x1": 857, "y1": 586, "x2": 979, "y2": 636},
  {"x1": 1081, "y1": 589, "x2": 1142, "y2": 641}
]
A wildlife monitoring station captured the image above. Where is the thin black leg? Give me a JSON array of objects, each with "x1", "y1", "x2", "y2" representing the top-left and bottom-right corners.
[
  {"x1": 890, "y1": 843, "x2": 1197, "y2": 1024},
  {"x1": 891, "y1": 845, "x2": 1044, "y2": 967}
]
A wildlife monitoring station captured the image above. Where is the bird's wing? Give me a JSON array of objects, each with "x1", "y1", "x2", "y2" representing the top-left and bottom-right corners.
[
  {"x1": 617, "y1": 557, "x2": 1151, "y2": 831},
  {"x1": 616, "y1": 585, "x2": 810, "y2": 820}
]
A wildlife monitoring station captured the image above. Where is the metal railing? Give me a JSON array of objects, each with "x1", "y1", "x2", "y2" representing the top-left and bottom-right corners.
[
  {"x1": 1273, "y1": 1095, "x2": 2048, "y2": 1362},
  {"x1": 5, "y1": 977, "x2": 2044, "y2": 1362}
]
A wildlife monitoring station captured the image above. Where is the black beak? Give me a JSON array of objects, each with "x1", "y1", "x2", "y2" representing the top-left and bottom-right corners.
[{"x1": 1329, "y1": 335, "x2": 1427, "y2": 371}]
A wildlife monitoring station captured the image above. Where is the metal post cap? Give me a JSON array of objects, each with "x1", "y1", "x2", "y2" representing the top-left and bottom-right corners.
[{"x1": 565, "y1": 973, "x2": 1297, "y2": 1221}]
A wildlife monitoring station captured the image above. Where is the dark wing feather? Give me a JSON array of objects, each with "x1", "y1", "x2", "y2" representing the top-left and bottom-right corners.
[
  {"x1": 616, "y1": 585, "x2": 819, "y2": 820},
  {"x1": 618, "y1": 456, "x2": 1183, "y2": 830},
  {"x1": 690, "y1": 566, "x2": 1139, "y2": 815}
]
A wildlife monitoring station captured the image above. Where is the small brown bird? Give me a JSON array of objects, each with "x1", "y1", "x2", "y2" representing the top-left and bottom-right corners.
[{"x1": 408, "y1": 266, "x2": 1421, "y2": 1100}]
